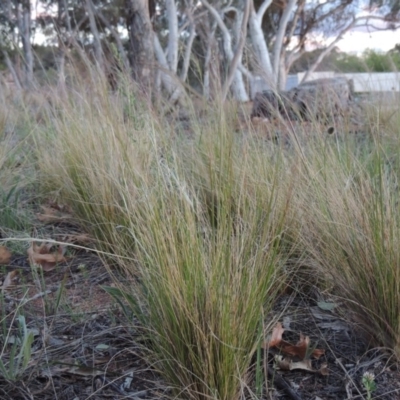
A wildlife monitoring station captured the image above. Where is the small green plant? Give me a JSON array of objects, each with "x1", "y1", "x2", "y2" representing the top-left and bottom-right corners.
[
  {"x1": 0, "y1": 186, "x2": 30, "y2": 232},
  {"x1": 362, "y1": 371, "x2": 376, "y2": 400},
  {"x1": 0, "y1": 314, "x2": 34, "y2": 381}
]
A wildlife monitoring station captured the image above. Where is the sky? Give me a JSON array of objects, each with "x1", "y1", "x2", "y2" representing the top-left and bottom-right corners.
[
  {"x1": 336, "y1": 13, "x2": 400, "y2": 54},
  {"x1": 338, "y1": 29, "x2": 399, "y2": 53}
]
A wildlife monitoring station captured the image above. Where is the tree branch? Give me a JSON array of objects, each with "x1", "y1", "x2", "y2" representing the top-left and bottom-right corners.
[
  {"x1": 272, "y1": 0, "x2": 297, "y2": 85},
  {"x1": 200, "y1": 0, "x2": 234, "y2": 61},
  {"x1": 85, "y1": 0, "x2": 103, "y2": 69},
  {"x1": 154, "y1": 33, "x2": 182, "y2": 101},
  {"x1": 180, "y1": 7, "x2": 196, "y2": 82},
  {"x1": 257, "y1": 0, "x2": 273, "y2": 26},
  {"x1": 222, "y1": 0, "x2": 251, "y2": 101}
]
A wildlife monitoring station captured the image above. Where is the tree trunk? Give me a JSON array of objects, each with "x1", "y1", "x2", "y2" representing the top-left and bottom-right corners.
[
  {"x1": 153, "y1": 35, "x2": 183, "y2": 102},
  {"x1": 272, "y1": 0, "x2": 296, "y2": 86},
  {"x1": 248, "y1": 1, "x2": 274, "y2": 87},
  {"x1": 222, "y1": 1, "x2": 251, "y2": 101},
  {"x1": 201, "y1": 0, "x2": 249, "y2": 101},
  {"x1": 126, "y1": 0, "x2": 155, "y2": 94},
  {"x1": 166, "y1": 0, "x2": 179, "y2": 72},
  {"x1": 19, "y1": 0, "x2": 34, "y2": 88},
  {"x1": 85, "y1": 0, "x2": 104, "y2": 69},
  {"x1": 278, "y1": 58, "x2": 287, "y2": 90}
]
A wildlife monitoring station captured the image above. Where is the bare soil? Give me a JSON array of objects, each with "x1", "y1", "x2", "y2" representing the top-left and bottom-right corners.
[{"x1": 1, "y1": 217, "x2": 400, "y2": 400}]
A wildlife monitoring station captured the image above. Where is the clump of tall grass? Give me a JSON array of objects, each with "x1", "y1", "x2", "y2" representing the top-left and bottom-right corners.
[
  {"x1": 33, "y1": 72, "x2": 163, "y2": 251},
  {"x1": 34, "y1": 74, "x2": 299, "y2": 398},
  {"x1": 0, "y1": 86, "x2": 33, "y2": 233},
  {"x1": 298, "y1": 129, "x2": 400, "y2": 357},
  {"x1": 110, "y1": 108, "x2": 298, "y2": 400}
]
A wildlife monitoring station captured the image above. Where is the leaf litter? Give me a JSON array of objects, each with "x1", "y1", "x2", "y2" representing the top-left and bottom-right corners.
[
  {"x1": 1, "y1": 212, "x2": 400, "y2": 399},
  {"x1": 0, "y1": 245, "x2": 12, "y2": 264},
  {"x1": 264, "y1": 321, "x2": 325, "y2": 360},
  {"x1": 27, "y1": 242, "x2": 67, "y2": 271}
]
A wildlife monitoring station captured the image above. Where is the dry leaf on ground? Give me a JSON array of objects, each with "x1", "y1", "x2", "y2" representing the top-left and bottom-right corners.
[
  {"x1": 62, "y1": 233, "x2": 93, "y2": 245},
  {"x1": 274, "y1": 355, "x2": 329, "y2": 375},
  {"x1": 268, "y1": 321, "x2": 285, "y2": 347},
  {"x1": 0, "y1": 245, "x2": 12, "y2": 265},
  {"x1": 1, "y1": 270, "x2": 19, "y2": 291},
  {"x1": 264, "y1": 322, "x2": 325, "y2": 360},
  {"x1": 27, "y1": 242, "x2": 67, "y2": 271},
  {"x1": 36, "y1": 205, "x2": 73, "y2": 223}
]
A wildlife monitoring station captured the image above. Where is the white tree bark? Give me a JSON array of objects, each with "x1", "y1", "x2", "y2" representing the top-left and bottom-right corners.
[
  {"x1": 154, "y1": 34, "x2": 183, "y2": 101},
  {"x1": 200, "y1": 0, "x2": 249, "y2": 101},
  {"x1": 272, "y1": 0, "x2": 297, "y2": 89},
  {"x1": 180, "y1": 11, "x2": 196, "y2": 82},
  {"x1": 222, "y1": 0, "x2": 251, "y2": 101},
  {"x1": 248, "y1": 0, "x2": 273, "y2": 85},
  {"x1": 166, "y1": 0, "x2": 179, "y2": 72}
]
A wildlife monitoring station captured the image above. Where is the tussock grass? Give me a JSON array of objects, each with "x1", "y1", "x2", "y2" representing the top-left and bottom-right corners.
[
  {"x1": 34, "y1": 77, "x2": 160, "y2": 250},
  {"x1": 298, "y1": 129, "x2": 400, "y2": 357},
  {"x1": 26, "y1": 67, "x2": 400, "y2": 398},
  {"x1": 0, "y1": 87, "x2": 33, "y2": 233},
  {"x1": 114, "y1": 110, "x2": 298, "y2": 400},
  {"x1": 34, "y1": 81, "x2": 299, "y2": 398}
]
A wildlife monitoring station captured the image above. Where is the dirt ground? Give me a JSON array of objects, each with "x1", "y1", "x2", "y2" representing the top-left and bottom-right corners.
[{"x1": 1, "y1": 207, "x2": 400, "y2": 400}]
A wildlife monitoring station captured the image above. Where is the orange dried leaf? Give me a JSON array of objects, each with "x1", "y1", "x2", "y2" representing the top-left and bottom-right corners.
[
  {"x1": 27, "y1": 242, "x2": 67, "y2": 271},
  {"x1": 279, "y1": 334, "x2": 325, "y2": 359},
  {"x1": 311, "y1": 348, "x2": 325, "y2": 359},
  {"x1": 0, "y1": 246, "x2": 12, "y2": 265},
  {"x1": 263, "y1": 323, "x2": 324, "y2": 360},
  {"x1": 265, "y1": 322, "x2": 285, "y2": 348}
]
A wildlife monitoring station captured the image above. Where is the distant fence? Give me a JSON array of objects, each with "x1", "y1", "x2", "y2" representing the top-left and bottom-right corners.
[{"x1": 251, "y1": 71, "x2": 400, "y2": 99}]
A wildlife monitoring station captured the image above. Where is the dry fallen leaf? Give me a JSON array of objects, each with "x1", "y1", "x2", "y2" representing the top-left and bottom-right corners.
[
  {"x1": 63, "y1": 233, "x2": 92, "y2": 245},
  {"x1": 36, "y1": 205, "x2": 73, "y2": 224},
  {"x1": 274, "y1": 355, "x2": 329, "y2": 375},
  {"x1": 268, "y1": 322, "x2": 285, "y2": 348},
  {"x1": 0, "y1": 246, "x2": 12, "y2": 265},
  {"x1": 280, "y1": 333, "x2": 325, "y2": 360},
  {"x1": 264, "y1": 322, "x2": 325, "y2": 360},
  {"x1": 27, "y1": 242, "x2": 67, "y2": 271},
  {"x1": 1, "y1": 270, "x2": 19, "y2": 291}
]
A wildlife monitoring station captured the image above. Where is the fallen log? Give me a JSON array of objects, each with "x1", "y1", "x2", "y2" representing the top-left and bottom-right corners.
[{"x1": 251, "y1": 77, "x2": 353, "y2": 126}]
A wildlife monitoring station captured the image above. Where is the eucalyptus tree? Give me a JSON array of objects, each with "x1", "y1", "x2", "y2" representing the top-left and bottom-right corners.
[
  {"x1": 2, "y1": 0, "x2": 399, "y2": 99},
  {"x1": 0, "y1": 0, "x2": 32, "y2": 89}
]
